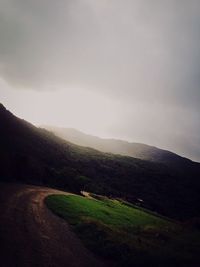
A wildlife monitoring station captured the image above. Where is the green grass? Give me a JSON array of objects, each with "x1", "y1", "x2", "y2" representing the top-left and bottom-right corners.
[{"x1": 45, "y1": 194, "x2": 200, "y2": 266}]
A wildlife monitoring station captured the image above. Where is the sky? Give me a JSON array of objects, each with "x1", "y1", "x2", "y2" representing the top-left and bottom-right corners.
[{"x1": 0, "y1": 0, "x2": 200, "y2": 162}]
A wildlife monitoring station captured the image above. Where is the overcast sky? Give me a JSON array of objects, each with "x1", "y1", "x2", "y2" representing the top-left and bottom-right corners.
[{"x1": 0, "y1": 0, "x2": 200, "y2": 161}]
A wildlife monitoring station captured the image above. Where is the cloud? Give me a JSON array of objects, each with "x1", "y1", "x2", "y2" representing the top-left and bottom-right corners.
[{"x1": 0, "y1": 0, "x2": 200, "y2": 161}]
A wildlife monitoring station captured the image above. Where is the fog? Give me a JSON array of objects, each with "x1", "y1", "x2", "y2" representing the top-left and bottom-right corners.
[{"x1": 0, "y1": 0, "x2": 200, "y2": 161}]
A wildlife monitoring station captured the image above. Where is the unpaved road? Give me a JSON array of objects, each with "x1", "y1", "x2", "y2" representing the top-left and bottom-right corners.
[{"x1": 0, "y1": 183, "x2": 106, "y2": 267}]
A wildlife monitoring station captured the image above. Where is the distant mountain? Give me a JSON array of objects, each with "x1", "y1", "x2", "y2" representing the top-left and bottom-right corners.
[
  {"x1": 44, "y1": 126, "x2": 198, "y2": 168},
  {"x1": 1, "y1": 103, "x2": 200, "y2": 220}
]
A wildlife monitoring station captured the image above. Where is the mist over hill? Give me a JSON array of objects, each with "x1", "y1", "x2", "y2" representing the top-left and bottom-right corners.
[
  {"x1": 1, "y1": 103, "x2": 200, "y2": 220},
  {"x1": 45, "y1": 126, "x2": 199, "y2": 167}
]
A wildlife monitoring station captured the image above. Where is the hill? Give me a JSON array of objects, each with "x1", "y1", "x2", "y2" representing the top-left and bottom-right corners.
[
  {"x1": 0, "y1": 103, "x2": 200, "y2": 220},
  {"x1": 45, "y1": 126, "x2": 198, "y2": 168},
  {"x1": 46, "y1": 193, "x2": 200, "y2": 266}
]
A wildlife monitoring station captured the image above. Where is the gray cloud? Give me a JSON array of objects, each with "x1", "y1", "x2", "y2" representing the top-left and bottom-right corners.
[{"x1": 0, "y1": 0, "x2": 200, "y2": 161}]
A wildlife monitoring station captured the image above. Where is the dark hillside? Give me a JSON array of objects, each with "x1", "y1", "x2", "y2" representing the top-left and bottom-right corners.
[{"x1": 0, "y1": 104, "x2": 200, "y2": 220}]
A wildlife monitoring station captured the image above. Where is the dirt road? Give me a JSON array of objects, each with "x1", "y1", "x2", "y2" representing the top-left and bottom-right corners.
[{"x1": 0, "y1": 183, "x2": 106, "y2": 267}]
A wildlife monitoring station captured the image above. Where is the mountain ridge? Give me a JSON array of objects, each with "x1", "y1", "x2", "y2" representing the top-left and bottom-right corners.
[{"x1": 44, "y1": 126, "x2": 198, "y2": 168}]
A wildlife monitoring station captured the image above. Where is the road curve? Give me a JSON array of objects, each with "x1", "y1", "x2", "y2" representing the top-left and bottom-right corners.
[{"x1": 0, "y1": 183, "x2": 106, "y2": 267}]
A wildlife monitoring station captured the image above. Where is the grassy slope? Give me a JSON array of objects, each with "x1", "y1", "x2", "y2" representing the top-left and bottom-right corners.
[{"x1": 45, "y1": 194, "x2": 200, "y2": 266}]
